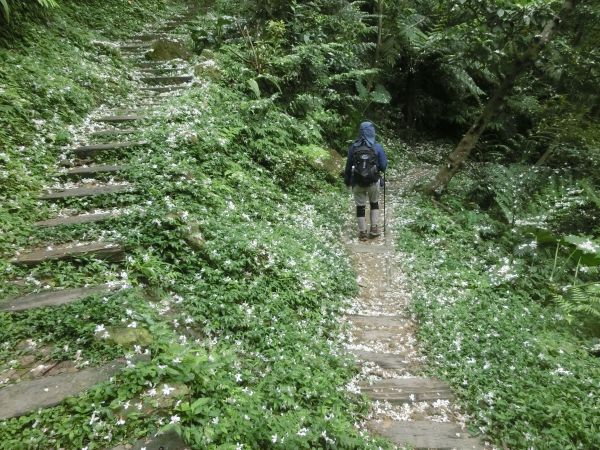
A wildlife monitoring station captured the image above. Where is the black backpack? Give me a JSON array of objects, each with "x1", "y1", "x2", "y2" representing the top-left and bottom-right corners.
[{"x1": 352, "y1": 144, "x2": 379, "y2": 186}]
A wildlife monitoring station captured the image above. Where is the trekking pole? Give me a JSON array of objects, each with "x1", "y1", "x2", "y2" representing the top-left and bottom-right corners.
[{"x1": 383, "y1": 172, "x2": 386, "y2": 234}]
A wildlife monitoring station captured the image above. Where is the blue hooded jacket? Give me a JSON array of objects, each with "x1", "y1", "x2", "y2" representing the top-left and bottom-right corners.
[{"x1": 344, "y1": 122, "x2": 387, "y2": 186}]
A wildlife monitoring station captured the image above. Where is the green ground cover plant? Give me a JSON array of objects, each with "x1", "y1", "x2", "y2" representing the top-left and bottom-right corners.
[
  {"x1": 0, "y1": 1, "x2": 394, "y2": 448},
  {"x1": 393, "y1": 144, "x2": 600, "y2": 450}
]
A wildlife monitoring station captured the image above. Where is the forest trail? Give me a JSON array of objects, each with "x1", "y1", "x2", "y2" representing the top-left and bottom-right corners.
[
  {"x1": 1, "y1": 6, "x2": 195, "y2": 450},
  {"x1": 342, "y1": 172, "x2": 486, "y2": 450}
]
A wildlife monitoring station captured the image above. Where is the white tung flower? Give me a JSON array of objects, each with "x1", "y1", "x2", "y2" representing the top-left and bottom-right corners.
[{"x1": 162, "y1": 384, "x2": 175, "y2": 396}]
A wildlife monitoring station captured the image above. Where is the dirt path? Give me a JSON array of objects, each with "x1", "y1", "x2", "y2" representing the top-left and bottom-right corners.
[{"x1": 342, "y1": 173, "x2": 486, "y2": 450}]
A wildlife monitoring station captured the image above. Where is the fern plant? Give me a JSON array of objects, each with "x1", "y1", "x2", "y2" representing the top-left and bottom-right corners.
[
  {"x1": 1, "y1": 0, "x2": 58, "y2": 21},
  {"x1": 554, "y1": 282, "x2": 600, "y2": 324}
]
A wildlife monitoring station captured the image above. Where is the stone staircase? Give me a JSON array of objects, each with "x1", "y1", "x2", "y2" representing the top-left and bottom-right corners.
[
  {"x1": 343, "y1": 181, "x2": 487, "y2": 450},
  {"x1": 0, "y1": 7, "x2": 197, "y2": 450}
]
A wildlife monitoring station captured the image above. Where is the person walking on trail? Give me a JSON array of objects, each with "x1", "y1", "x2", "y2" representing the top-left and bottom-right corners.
[{"x1": 344, "y1": 121, "x2": 388, "y2": 241}]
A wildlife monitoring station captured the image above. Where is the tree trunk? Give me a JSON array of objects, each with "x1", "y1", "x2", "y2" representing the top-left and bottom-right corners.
[
  {"x1": 375, "y1": 0, "x2": 384, "y2": 66},
  {"x1": 424, "y1": 0, "x2": 578, "y2": 197}
]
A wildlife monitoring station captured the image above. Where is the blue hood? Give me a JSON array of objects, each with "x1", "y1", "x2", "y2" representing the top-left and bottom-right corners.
[{"x1": 354, "y1": 121, "x2": 376, "y2": 148}]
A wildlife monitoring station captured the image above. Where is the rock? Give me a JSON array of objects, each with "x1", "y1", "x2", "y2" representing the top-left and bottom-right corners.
[
  {"x1": 146, "y1": 39, "x2": 191, "y2": 61},
  {"x1": 105, "y1": 327, "x2": 153, "y2": 347}
]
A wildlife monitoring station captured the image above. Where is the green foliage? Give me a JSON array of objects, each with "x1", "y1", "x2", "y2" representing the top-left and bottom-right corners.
[
  {"x1": 0, "y1": 0, "x2": 58, "y2": 22},
  {"x1": 394, "y1": 161, "x2": 600, "y2": 448}
]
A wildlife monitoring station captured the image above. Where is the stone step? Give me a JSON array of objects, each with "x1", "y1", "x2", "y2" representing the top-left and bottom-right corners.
[
  {"x1": 0, "y1": 285, "x2": 119, "y2": 312},
  {"x1": 368, "y1": 420, "x2": 483, "y2": 450},
  {"x1": 39, "y1": 184, "x2": 135, "y2": 200},
  {"x1": 72, "y1": 142, "x2": 146, "y2": 157},
  {"x1": 140, "y1": 75, "x2": 193, "y2": 85},
  {"x1": 360, "y1": 378, "x2": 453, "y2": 404},
  {"x1": 0, "y1": 361, "x2": 125, "y2": 420},
  {"x1": 96, "y1": 115, "x2": 147, "y2": 124},
  {"x1": 12, "y1": 242, "x2": 124, "y2": 266},
  {"x1": 89, "y1": 129, "x2": 137, "y2": 138},
  {"x1": 111, "y1": 430, "x2": 190, "y2": 450},
  {"x1": 34, "y1": 210, "x2": 123, "y2": 227},
  {"x1": 347, "y1": 315, "x2": 407, "y2": 329},
  {"x1": 139, "y1": 85, "x2": 187, "y2": 93},
  {"x1": 62, "y1": 164, "x2": 128, "y2": 176},
  {"x1": 351, "y1": 350, "x2": 409, "y2": 369}
]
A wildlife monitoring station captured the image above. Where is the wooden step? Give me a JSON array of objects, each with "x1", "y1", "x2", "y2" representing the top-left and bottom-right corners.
[
  {"x1": 141, "y1": 75, "x2": 193, "y2": 85},
  {"x1": 0, "y1": 361, "x2": 125, "y2": 420},
  {"x1": 39, "y1": 184, "x2": 134, "y2": 200},
  {"x1": 34, "y1": 210, "x2": 122, "y2": 227},
  {"x1": 347, "y1": 315, "x2": 407, "y2": 329},
  {"x1": 346, "y1": 243, "x2": 392, "y2": 254},
  {"x1": 89, "y1": 129, "x2": 137, "y2": 138},
  {"x1": 111, "y1": 430, "x2": 190, "y2": 450},
  {"x1": 0, "y1": 285, "x2": 119, "y2": 312},
  {"x1": 368, "y1": 420, "x2": 483, "y2": 450},
  {"x1": 139, "y1": 85, "x2": 187, "y2": 93},
  {"x1": 12, "y1": 242, "x2": 124, "y2": 266},
  {"x1": 62, "y1": 164, "x2": 128, "y2": 176},
  {"x1": 360, "y1": 378, "x2": 453, "y2": 404},
  {"x1": 351, "y1": 350, "x2": 409, "y2": 369},
  {"x1": 72, "y1": 142, "x2": 145, "y2": 157},
  {"x1": 138, "y1": 67, "x2": 187, "y2": 74},
  {"x1": 120, "y1": 43, "x2": 152, "y2": 51},
  {"x1": 96, "y1": 115, "x2": 147, "y2": 123},
  {"x1": 131, "y1": 33, "x2": 171, "y2": 42}
]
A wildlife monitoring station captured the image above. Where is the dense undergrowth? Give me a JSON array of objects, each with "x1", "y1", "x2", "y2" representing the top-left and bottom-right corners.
[
  {"x1": 393, "y1": 147, "x2": 600, "y2": 449},
  {"x1": 0, "y1": 1, "x2": 392, "y2": 449}
]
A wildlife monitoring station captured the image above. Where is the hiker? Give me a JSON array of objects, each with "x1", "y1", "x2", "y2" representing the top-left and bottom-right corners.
[{"x1": 344, "y1": 121, "x2": 388, "y2": 241}]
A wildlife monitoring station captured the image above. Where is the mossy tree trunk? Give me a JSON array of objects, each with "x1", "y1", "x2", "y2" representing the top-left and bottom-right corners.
[{"x1": 424, "y1": 0, "x2": 579, "y2": 197}]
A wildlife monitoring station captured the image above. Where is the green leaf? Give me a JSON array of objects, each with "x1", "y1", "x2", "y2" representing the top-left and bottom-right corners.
[
  {"x1": 0, "y1": 0, "x2": 10, "y2": 21},
  {"x1": 247, "y1": 79, "x2": 261, "y2": 98}
]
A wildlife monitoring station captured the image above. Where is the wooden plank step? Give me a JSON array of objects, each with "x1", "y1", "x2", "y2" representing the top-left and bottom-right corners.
[
  {"x1": 347, "y1": 315, "x2": 407, "y2": 329},
  {"x1": 62, "y1": 164, "x2": 128, "y2": 176},
  {"x1": 96, "y1": 115, "x2": 147, "y2": 123},
  {"x1": 138, "y1": 67, "x2": 187, "y2": 74},
  {"x1": 139, "y1": 85, "x2": 187, "y2": 93},
  {"x1": 0, "y1": 361, "x2": 124, "y2": 420},
  {"x1": 360, "y1": 378, "x2": 453, "y2": 404},
  {"x1": 110, "y1": 430, "x2": 190, "y2": 450},
  {"x1": 351, "y1": 350, "x2": 409, "y2": 369},
  {"x1": 141, "y1": 75, "x2": 193, "y2": 85},
  {"x1": 368, "y1": 420, "x2": 484, "y2": 450},
  {"x1": 136, "y1": 61, "x2": 182, "y2": 69},
  {"x1": 131, "y1": 33, "x2": 171, "y2": 42},
  {"x1": 12, "y1": 242, "x2": 124, "y2": 266},
  {"x1": 346, "y1": 243, "x2": 392, "y2": 254},
  {"x1": 0, "y1": 285, "x2": 118, "y2": 312},
  {"x1": 39, "y1": 184, "x2": 134, "y2": 200},
  {"x1": 34, "y1": 211, "x2": 122, "y2": 227},
  {"x1": 120, "y1": 42, "x2": 152, "y2": 50},
  {"x1": 73, "y1": 142, "x2": 145, "y2": 157},
  {"x1": 89, "y1": 129, "x2": 137, "y2": 138}
]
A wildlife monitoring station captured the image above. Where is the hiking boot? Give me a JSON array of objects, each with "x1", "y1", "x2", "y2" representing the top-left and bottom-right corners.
[
  {"x1": 359, "y1": 231, "x2": 369, "y2": 241},
  {"x1": 369, "y1": 225, "x2": 381, "y2": 238}
]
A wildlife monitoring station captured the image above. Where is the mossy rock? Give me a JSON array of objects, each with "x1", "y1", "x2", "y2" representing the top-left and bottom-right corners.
[
  {"x1": 106, "y1": 327, "x2": 153, "y2": 347},
  {"x1": 299, "y1": 145, "x2": 344, "y2": 178},
  {"x1": 146, "y1": 39, "x2": 191, "y2": 61},
  {"x1": 194, "y1": 59, "x2": 220, "y2": 81}
]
